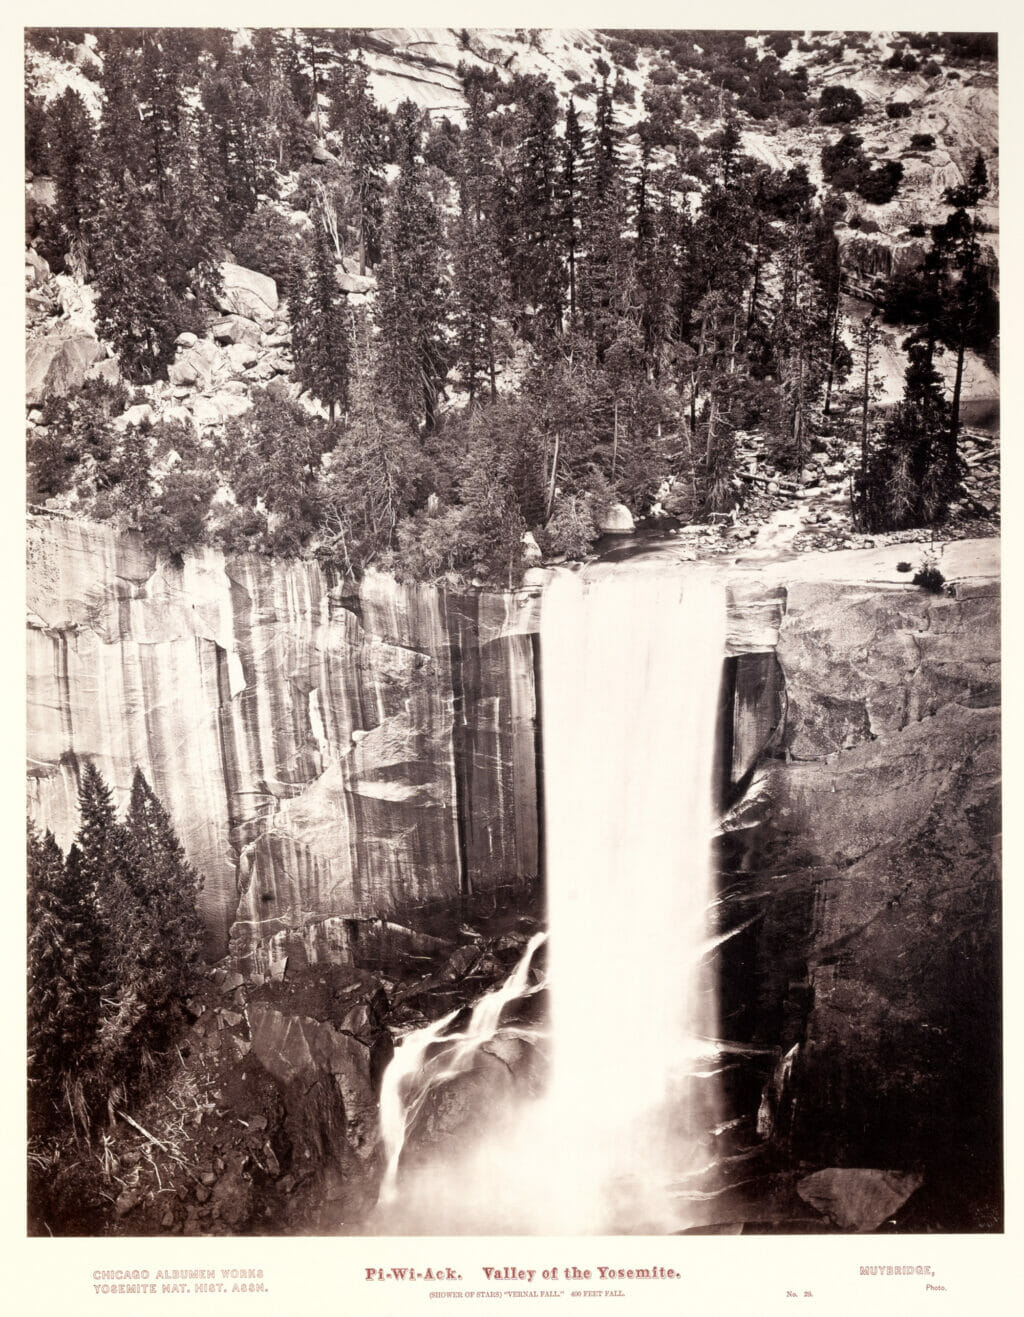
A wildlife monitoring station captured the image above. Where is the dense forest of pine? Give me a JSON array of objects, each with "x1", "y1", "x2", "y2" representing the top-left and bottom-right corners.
[
  {"x1": 25, "y1": 28, "x2": 998, "y2": 583},
  {"x1": 28, "y1": 767, "x2": 204, "y2": 1138}
]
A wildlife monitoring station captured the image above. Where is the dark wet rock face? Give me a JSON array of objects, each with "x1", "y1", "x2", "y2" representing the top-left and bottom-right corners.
[
  {"x1": 245, "y1": 999, "x2": 387, "y2": 1230},
  {"x1": 740, "y1": 575, "x2": 1001, "y2": 1228}
]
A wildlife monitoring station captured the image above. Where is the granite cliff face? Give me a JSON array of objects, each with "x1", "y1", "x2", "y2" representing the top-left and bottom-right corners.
[{"x1": 27, "y1": 515, "x2": 539, "y2": 966}]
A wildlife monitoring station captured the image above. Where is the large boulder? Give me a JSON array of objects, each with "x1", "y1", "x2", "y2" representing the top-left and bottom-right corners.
[
  {"x1": 84, "y1": 358, "x2": 122, "y2": 388},
  {"x1": 210, "y1": 314, "x2": 262, "y2": 347},
  {"x1": 192, "y1": 391, "x2": 252, "y2": 427},
  {"x1": 111, "y1": 403, "x2": 156, "y2": 432},
  {"x1": 311, "y1": 139, "x2": 341, "y2": 166},
  {"x1": 28, "y1": 176, "x2": 57, "y2": 210},
  {"x1": 161, "y1": 405, "x2": 194, "y2": 429},
  {"x1": 25, "y1": 248, "x2": 50, "y2": 288},
  {"x1": 797, "y1": 1169, "x2": 923, "y2": 1232},
  {"x1": 249, "y1": 353, "x2": 292, "y2": 381},
  {"x1": 168, "y1": 339, "x2": 220, "y2": 390},
  {"x1": 336, "y1": 269, "x2": 375, "y2": 295},
  {"x1": 26, "y1": 334, "x2": 104, "y2": 405},
  {"x1": 217, "y1": 262, "x2": 279, "y2": 327},
  {"x1": 225, "y1": 341, "x2": 260, "y2": 372},
  {"x1": 521, "y1": 531, "x2": 543, "y2": 565},
  {"x1": 597, "y1": 502, "x2": 635, "y2": 535}
]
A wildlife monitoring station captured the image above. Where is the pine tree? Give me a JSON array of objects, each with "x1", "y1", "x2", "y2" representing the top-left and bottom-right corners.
[
  {"x1": 111, "y1": 426, "x2": 152, "y2": 527},
  {"x1": 329, "y1": 50, "x2": 387, "y2": 273},
  {"x1": 578, "y1": 78, "x2": 634, "y2": 362},
  {"x1": 88, "y1": 36, "x2": 226, "y2": 378},
  {"x1": 124, "y1": 769, "x2": 204, "y2": 1035},
  {"x1": 509, "y1": 77, "x2": 564, "y2": 336},
  {"x1": 451, "y1": 190, "x2": 504, "y2": 407},
  {"x1": 851, "y1": 311, "x2": 886, "y2": 528},
  {"x1": 91, "y1": 171, "x2": 185, "y2": 381},
  {"x1": 73, "y1": 762, "x2": 146, "y2": 1113},
  {"x1": 27, "y1": 826, "x2": 101, "y2": 1132},
  {"x1": 96, "y1": 38, "x2": 146, "y2": 183},
  {"x1": 679, "y1": 182, "x2": 753, "y2": 459},
  {"x1": 376, "y1": 102, "x2": 449, "y2": 431},
  {"x1": 770, "y1": 224, "x2": 834, "y2": 472},
  {"x1": 289, "y1": 222, "x2": 352, "y2": 420},
  {"x1": 744, "y1": 170, "x2": 772, "y2": 333},
  {"x1": 808, "y1": 211, "x2": 848, "y2": 417},
  {"x1": 713, "y1": 112, "x2": 743, "y2": 189},
  {"x1": 160, "y1": 113, "x2": 225, "y2": 312},
  {"x1": 525, "y1": 333, "x2": 604, "y2": 521},
  {"x1": 560, "y1": 98, "x2": 585, "y2": 323},
  {"x1": 26, "y1": 89, "x2": 49, "y2": 176},
  {"x1": 879, "y1": 152, "x2": 996, "y2": 503},
  {"x1": 138, "y1": 32, "x2": 185, "y2": 204},
  {"x1": 320, "y1": 400, "x2": 423, "y2": 575},
  {"x1": 934, "y1": 154, "x2": 998, "y2": 494},
  {"x1": 200, "y1": 52, "x2": 278, "y2": 235},
  {"x1": 249, "y1": 28, "x2": 312, "y2": 171},
  {"x1": 451, "y1": 85, "x2": 506, "y2": 403},
  {"x1": 300, "y1": 28, "x2": 336, "y2": 138},
  {"x1": 28, "y1": 763, "x2": 207, "y2": 1136},
  {"x1": 864, "y1": 342, "x2": 950, "y2": 530},
  {"x1": 46, "y1": 87, "x2": 98, "y2": 264},
  {"x1": 457, "y1": 428, "x2": 529, "y2": 588},
  {"x1": 633, "y1": 145, "x2": 674, "y2": 375}
]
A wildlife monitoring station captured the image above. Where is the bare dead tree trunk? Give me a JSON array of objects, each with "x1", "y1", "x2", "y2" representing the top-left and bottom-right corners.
[
  {"x1": 823, "y1": 299, "x2": 841, "y2": 417},
  {"x1": 545, "y1": 432, "x2": 561, "y2": 523},
  {"x1": 946, "y1": 340, "x2": 965, "y2": 494},
  {"x1": 858, "y1": 322, "x2": 875, "y2": 527}
]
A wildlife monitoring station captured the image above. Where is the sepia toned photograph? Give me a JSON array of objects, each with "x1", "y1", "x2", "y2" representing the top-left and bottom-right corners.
[{"x1": 24, "y1": 22, "x2": 1000, "y2": 1245}]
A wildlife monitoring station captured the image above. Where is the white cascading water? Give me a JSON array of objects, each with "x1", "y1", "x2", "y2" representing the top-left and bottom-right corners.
[
  {"x1": 377, "y1": 1007, "x2": 461, "y2": 1208},
  {"x1": 372, "y1": 569, "x2": 727, "y2": 1233},
  {"x1": 376, "y1": 931, "x2": 548, "y2": 1210},
  {"x1": 539, "y1": 568, "x2": 727, "y2": 1232}
]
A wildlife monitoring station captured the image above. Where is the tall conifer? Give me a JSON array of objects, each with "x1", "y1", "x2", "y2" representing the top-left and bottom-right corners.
[
  {"x1": 290, "y1": 222, "x2": 352, "y2": 421},
  {"x1": 47, "y1": 87, "x2": 97, "y2": 261},
  {"x1": 27, "y1": 826, "x2": 101, "y2": 1130},
  {"x1": 376, "y1": 101, "x2": 449, "y2": 431}
]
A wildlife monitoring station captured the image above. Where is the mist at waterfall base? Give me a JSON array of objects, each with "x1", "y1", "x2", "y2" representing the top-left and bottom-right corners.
[{"x1": 370, "y1": 571, "x2": 728, "y2": 1235}]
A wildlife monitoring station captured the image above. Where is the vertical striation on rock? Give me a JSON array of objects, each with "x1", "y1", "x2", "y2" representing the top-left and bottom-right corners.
[{"x1": 26, "y1": 518, "x2": 541, "y2": 967}]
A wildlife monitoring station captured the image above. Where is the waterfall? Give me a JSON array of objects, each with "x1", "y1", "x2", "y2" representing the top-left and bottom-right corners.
[
  {"x1": 377, "y1": 1008, "x2": 461, "y2": 1208},
  {"x1": 375, "y1": 932, "x2": 548, "y2": 1210},
  {"x1": 539, "y1": 568, "x2": 727, "y2": 1231},
  {"x1": 372, "y1": 568, "x2": 727, "y2": 1233}
]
